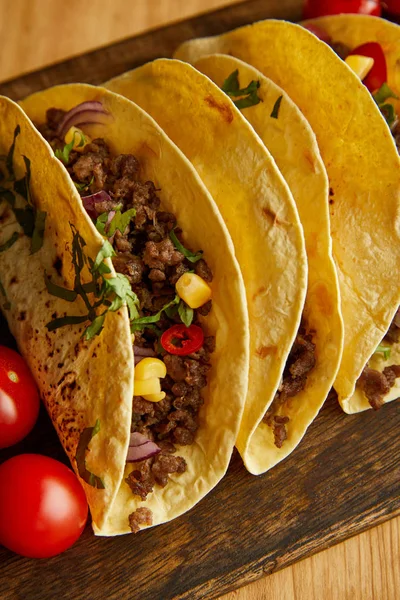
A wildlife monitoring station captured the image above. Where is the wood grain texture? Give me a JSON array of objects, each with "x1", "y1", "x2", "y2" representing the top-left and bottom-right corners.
[{"x1": 0, "y1": 1, "x2": 399, "y2": 599}]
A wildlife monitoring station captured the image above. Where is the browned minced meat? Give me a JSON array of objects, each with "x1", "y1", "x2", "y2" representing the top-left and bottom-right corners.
[
  {"x1": 329, "y1": 41, "x2": 351, "y2": 60},
  {"x1": 128, "y1": 507, "x2": 153, "y2": 534},
  {"x1": 358, "y1": 365, "x2": 400, "y2": 410},
  {"x1": 384, "y1": 307, "x2": 400, "y2": 344},
  {"x1": 262, "y1": 325, "x2": 316, "y2": 448},
  {"x1": 40, "y1": 109, "x2": 215, "y2": 507}
]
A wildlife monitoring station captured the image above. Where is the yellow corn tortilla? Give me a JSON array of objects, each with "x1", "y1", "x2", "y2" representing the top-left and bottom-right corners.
[
  {"x1": 105, "y1": 59, "x2": 310, "y2": 474},
  {"x1": 2, "y1": 87, "x2": 250, "y2": 535},
  {"x1": 174, "y1": 21, "x2": 400, "y2": 415},
  {"x1": 302, "y1": 14, "x2": 400, "y2": 111},
  {"x1": 192, "y1": 53, "x2": 344, "y2": 469}
]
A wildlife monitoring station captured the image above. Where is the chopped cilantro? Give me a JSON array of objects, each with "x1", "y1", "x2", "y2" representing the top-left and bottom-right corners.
[
  {"x1": 75, "y1": 419, "x2": 105, "y2": 489},
  {"x1": 170, "y1": 229, "x2": 203, "y2": 263},
  {"x1": 131, "y1": 294, "x2": 180, "y2": 332},
  {"x1": 96, "y1": 207, "x2": 136, "y2": 237},
  {"x1": 55, "y1": 131, "x2": 85, "y2": 165},
  {"x1": 0, "y1": 231, "x2": 19, "y2": 253},
  {"x1": 270, "y1": 95, "x2": 283, "y2": 119},
  {"x1": 74, "y1": 175, "x2": 94, "y2": 193},
  {"x1": 178, "y1": 300, "x2": 194, "y2": 327},
  {"x1": 45, "y1": 224, "x2": 140, "y2": 340},
  {"x1": 222, "y1": 69, "x2": 261, "y2": 110},
  {"x1": 375, "y1": 344, "x2": 391, "y2": 361},
  {"x1": 373, "y1": 83, "x2": 399, "y2": 128}
]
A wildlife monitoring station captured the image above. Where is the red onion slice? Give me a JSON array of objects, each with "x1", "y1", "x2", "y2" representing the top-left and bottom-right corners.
[
  {"x1": 104, "y1": 210, "x2": 116, "y2": 234},
  {"x1": 127, "y1": 432, "x2": 161, "y2": 462},
  {"x1": 133, "y1": 345, "x2": 156, "y2": 357},
  {"x1": 57, "y1": 101, "x2": 112, "y2": 139},
  {"x1": 82, "y1": 190, "x2": 112, "y2": 219}
]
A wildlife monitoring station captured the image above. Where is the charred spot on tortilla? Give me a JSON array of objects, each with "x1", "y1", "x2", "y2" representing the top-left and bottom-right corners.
[
  {"x1": 53, "y1": 256, "x2": 63, "y2": 276},
  {"x1": 17, "y1": 311, "x2": 26, "y2": 321},
  {"x1": 204, "y1": 95, "x2": 234, "y2": 123},
  {"x1": 9, "y1": 276, "x2": 17, "y2": 284},
  {"x1": 256, "y1": 345, "x2": 277, "y2": 359}
]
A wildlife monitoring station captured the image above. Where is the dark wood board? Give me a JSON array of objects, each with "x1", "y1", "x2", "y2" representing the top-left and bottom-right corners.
[{"x1": 1, "y1": 1, "x2": 399, "y2": 599}]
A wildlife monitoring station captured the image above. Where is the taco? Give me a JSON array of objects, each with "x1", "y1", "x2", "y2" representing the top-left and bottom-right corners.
[
  {"x1": 302, "y1": 14, "x2": 400, "y2": 149},
  {"x1": 0, "y1": 87, "x2": 250, "y2": 535},
  {"x1": 104, "y1": 59, "x2": 325, "y2": 476},
  {"x1": 174, "y1": 20, "x2": 400, "y2": 415}
]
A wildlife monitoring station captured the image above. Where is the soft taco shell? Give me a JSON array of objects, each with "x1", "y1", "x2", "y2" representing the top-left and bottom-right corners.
[
  {"x1": 105, "y1": 59, "x2": 309, "y2": 474},
  {"x1": 192, "y1": 53, "x2": 343, "y2": 469},
  {"x1": 3, "y1": 86, "x2": 250, "y2": 535},
  {"x1": 174, "y1": 21, "x2": 400, "y2": 414}
]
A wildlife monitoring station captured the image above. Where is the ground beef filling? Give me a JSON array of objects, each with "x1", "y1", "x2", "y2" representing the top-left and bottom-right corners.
[
  {"x1": 41, "y1": 110, "x2": 215, "y2": 531},
  {"x1": 262, "y1": 325, "x2": 316, "y2": 448},
  {"x1": 357, "y1": 308, "x2": 400, "y2": 410}
]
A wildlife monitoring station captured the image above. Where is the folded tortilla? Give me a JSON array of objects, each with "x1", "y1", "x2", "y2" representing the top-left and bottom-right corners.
[
  {"x1": 174, "y1": 20, "x2": 400, "y2": 415},
  {"x1": 104, "y1": 59, "x2": 318, "y2": 475},
  {"x1": 0, "y1": 88, "x2": 249, "y2": 535}
]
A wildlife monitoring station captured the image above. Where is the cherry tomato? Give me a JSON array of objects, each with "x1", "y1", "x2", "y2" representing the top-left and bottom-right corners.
[
  {"x1": 0, "y1": 346, "x2": 40, "y2": 449},
  {"x1": 0, "y1": 454, "x2": 88, "y2": 558},
  {"x1": 350, "y1": 42, "x2": 387, "y2": 92},
  {"x1": 385, "y1": 0, "x2": 400, "y2": 15},
  {"x1": 303, "y1": 0, "x2": 382, "y2": 18},
  {"x1": 161, "y1": 324, "x2": 204, "y2": 356}
]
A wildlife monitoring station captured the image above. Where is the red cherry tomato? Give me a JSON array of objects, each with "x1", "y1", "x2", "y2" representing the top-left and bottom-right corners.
[
  {"x1": 303, "y1": 0, "x2": 382, "y2": 18},
  {"x1": 350, "y1": 42, "x2": 387, "y2": 92},
  {"x1": 161, "y1": 324, "x2": 204, "y2": 356},
  {"x1": 0, "y1": 346, "x2": 40, "y2": 449},
  {"x1": 0, "y1": 454, "x2": 88, "y2": 558},
  {"x1": 385, "y1": 0, "x2": 400, "y2": 15}
]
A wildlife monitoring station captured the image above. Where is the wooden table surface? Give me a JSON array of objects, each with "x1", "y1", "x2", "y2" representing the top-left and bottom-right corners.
[{"x1": 0, "y1": 1, "x2": 399, "y2": 599}]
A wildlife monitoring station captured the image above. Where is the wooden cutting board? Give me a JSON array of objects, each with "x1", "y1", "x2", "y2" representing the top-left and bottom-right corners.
[{"x1": 1, "y1": 1, "x2": 399, "y2": 598}]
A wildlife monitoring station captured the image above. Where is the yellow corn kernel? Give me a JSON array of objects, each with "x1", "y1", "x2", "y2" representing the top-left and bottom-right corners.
[
  {"x1": 142, "y1": 392, "x2": 166, "y2": 403},
  {"x1": 176, "y1": 272, "x2": 212, "y2": 309},
  {"x1": 64, "y1": 126, "x2": 91, "y2": 151},
  {"x1": 344, "y1": 55, "x2": 374, "y2": 81},
  {"x1": 135, "y1": 357, "x2": 167, "y2": 380},
  {"x1": 134, "y1": 378, "x2": 161, "y2": 396}
]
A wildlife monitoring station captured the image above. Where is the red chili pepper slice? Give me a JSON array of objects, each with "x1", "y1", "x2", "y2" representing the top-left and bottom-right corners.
[
  {"x1": 303, "y1": 0, "x2": 381, "y2": 19},
  {"x1": 161, "y1": 324, "x2": 204, "y2": 356},
  {"x1": 349, "y1": 42, "x2": 387, "y2": 93}
]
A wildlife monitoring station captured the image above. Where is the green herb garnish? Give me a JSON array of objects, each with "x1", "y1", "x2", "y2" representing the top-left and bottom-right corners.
[
  {"x1": 96, "y1": 207, "x2": 136, "y2": 237},
  {"x1": 170, "y1": 229, "x2": 203, "y2": 263},
  {"x1": 375, "y1": 344, "x2": 391, "y2": 360},
  {"x1": 55, "y1": 131, "x2": 85, "y2": 165},
  {"x1": 131, "y1": 294, "x2": 180, "y2": 332},
  {"x1": 0, "y1": 127, "x2": 46, "y2": 254},
  {"x1": 0, "y1": 231, "x2": 19, "y2": 253},
  {"x1": 373, "y1": 83, "x2": 399, "y2": 128},
  {"x1": 178, "y1": 300, "x2": 194, "y2": 327},
  {"x1": 222, "y1": 69, "x2": 261, "y2": 109},
  {"x1": 45, "y1": 224, "x2": 140, "y2": 340},
  {"x1": 74, "y1": 175, "x2": 94, "y2": 193},
  {"x1": 270, "y1": 95, "x2": 283, "y2": 119},
  {"x1": 75, "y1": 419, "x2": 105, "y2": 489}
]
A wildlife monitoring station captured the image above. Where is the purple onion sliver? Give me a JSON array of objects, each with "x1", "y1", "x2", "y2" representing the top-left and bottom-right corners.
[
  {"x1": 133, "y1": 345, "x2": 156, "y2": 357},
  {"x1": 104, "y1": 210, "x2": 116, "y2": 234},
  {"x1": 59, "y1": 110, "x2": 112, "y2": 140},
  {"x1": 129, "y1": 432, "x2": 150, "y2": 447},
  {"x1": 57, "y1": 101, "x2": 107, "y2": 137},
  {"x1": 126, "y1": 444, "x2": 161, "y2": 463},
  {"x1": 82, "y1": 190, "x2": 112, "y2": 219}
]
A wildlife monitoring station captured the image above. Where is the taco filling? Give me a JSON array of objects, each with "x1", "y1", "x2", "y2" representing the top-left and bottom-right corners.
[
  {"x1": 263, "y1": 323, "x2": 316, "y2": 447},
  {"x1": 39, "y1": 105, "x2": 215, "y2": 531},
  {"x1": 356, "y1": 308, "x2": 400, "y2": 410},
  {"x1": 304, "y1": 25, "x2": 400, "y2": 150}
]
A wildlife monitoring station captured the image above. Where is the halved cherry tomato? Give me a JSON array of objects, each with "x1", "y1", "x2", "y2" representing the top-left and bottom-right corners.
[
  {"x1": 0, "y1": 454, "x2": 88, "y2": 558},
  {"x1": 349, "y1": 42, "x2": 387, "y2": 92},
  {"x1": 303, "y1": 0, "x2": 381, "y2": 19},
  {"x1": 0, "y1": 346, "x2": 40, "y2": 449},
  {"x1": 161, "y1": 324, "x2": 204, "y2": 356},
  {"x1": 385, "y1": 0, "x2": 400, "y2": 16}
]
